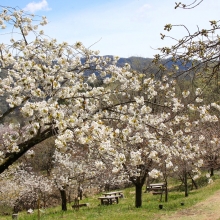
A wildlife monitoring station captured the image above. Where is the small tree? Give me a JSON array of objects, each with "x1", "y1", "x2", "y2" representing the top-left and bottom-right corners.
[{"x1": 52, "y1": 149, "x2": 101, "y2": 211}]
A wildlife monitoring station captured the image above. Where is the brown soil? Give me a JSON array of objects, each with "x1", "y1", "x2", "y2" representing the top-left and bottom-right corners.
[{"x1": 158, "y1": 190, "x2": 220, "y2": 220}]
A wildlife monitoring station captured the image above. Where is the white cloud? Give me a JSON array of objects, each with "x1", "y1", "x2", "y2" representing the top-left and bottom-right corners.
[
  {"x1": 138, "y1": 4, "x2": 151, "y2": 13},
  {"x1": 132, "y1": 3, "x2": 152, "y2": 22},
  {"x1": 23, "y1": 0, "x2": 51, "y2": 13}
]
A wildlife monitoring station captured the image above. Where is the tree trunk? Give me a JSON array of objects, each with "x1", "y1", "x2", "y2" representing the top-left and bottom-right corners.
[
  {"x1": 163, "y1": 167, "x2": 168, "y2": 202},
  {"x1": 184, "y1": 171, "x2": 188, "y2": 197},
  {"x1": 164, "y1": 179, "x2": 168, "y2": 202},
  {"x1": 210, "y1": 167, "x2": 214, "y2": 176},
  {"x1": 59, "y1": 189, "x2": 67, "y2": 211},
  {"x1": 135, "y1": 184, "x2": 143, "y2": 208}
]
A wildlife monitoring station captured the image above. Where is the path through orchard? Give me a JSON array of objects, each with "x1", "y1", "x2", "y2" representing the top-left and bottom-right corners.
[{"x1": 158, "y1": 189, "x2": 220, "y2": 220}]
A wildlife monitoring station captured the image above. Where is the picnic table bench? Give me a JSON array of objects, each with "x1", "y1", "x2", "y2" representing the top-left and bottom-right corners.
[
  {"x1": 98, "y1": 191, "x2": 124, "y2": 205},
  {"x1": 98, "y1": 195, "x2": 120, "y2": 205},
  {"x1": 147, "y1": 183, "x2": 167, "y2": 201}
]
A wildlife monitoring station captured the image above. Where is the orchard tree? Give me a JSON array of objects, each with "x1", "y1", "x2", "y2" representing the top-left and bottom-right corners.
[
  {"x1": 51, "y1": 149, "x2": 101, "y2": 211},
  {"x1": 86, "y1": 75, "x2": 220, "y2": 207},
  {"x1": 0, "y1": 6, "x2": 127, "y2": 173}
]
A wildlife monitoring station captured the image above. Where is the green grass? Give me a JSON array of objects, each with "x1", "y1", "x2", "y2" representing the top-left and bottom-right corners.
[{"x1": 2, "y1": 177, "x2": 220, "y2": 220}]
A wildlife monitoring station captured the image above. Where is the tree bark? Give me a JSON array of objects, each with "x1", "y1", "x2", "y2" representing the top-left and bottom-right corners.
[
  {"x1": 164, "y1": 179, "x2": 168, "y2": 202},
  {"x1": 163, "y1": 166, "x2": 168, "y2": 202},
  {"x1": 135, "y1": 184, "x2": 143, "y2": 208},
  {"x1": 59, "y1": 189, "x2": 67, "y2": 211},
  {"x1": 184, "y1": 170, "x2": 188, "y2": 197}
]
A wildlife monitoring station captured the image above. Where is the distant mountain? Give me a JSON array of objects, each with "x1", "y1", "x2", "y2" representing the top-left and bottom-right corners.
[
  {"x1": 108, "y1": 56, "x2": 193, "y2": 73},
  {"x1": 104, "y1": 56, "x2": 153, "y2": 71},
  {"x1": 116, "y1": 56, "x2": 194, "y2": 72}
]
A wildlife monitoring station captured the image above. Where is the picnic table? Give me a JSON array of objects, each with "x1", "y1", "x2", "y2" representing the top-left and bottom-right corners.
[
  {"x1": 98, "y1": 195, "x2": 119, "y2": 205},
  {"x1": 102, "y1": 191, "x2": 124, "y2": 198}
]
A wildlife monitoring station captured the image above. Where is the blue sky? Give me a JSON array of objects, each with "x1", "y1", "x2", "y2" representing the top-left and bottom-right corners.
[{"x1": 0, "y1": 0, "x2": 220, "y2": 58}]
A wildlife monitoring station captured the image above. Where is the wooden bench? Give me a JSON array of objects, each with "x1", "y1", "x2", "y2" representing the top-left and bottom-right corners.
[{"x1": 147, "y1": 183, "x2": 166, "y2": 201}]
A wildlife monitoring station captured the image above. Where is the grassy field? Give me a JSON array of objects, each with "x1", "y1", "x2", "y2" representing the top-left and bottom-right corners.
[{"x1": 2, "y1": 176, "x2": 220, "y2": 220}]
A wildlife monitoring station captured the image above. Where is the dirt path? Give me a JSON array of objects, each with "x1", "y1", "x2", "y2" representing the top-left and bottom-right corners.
[{"x1": 158, "y1": 190, "x2": 220, "y2": 220}]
